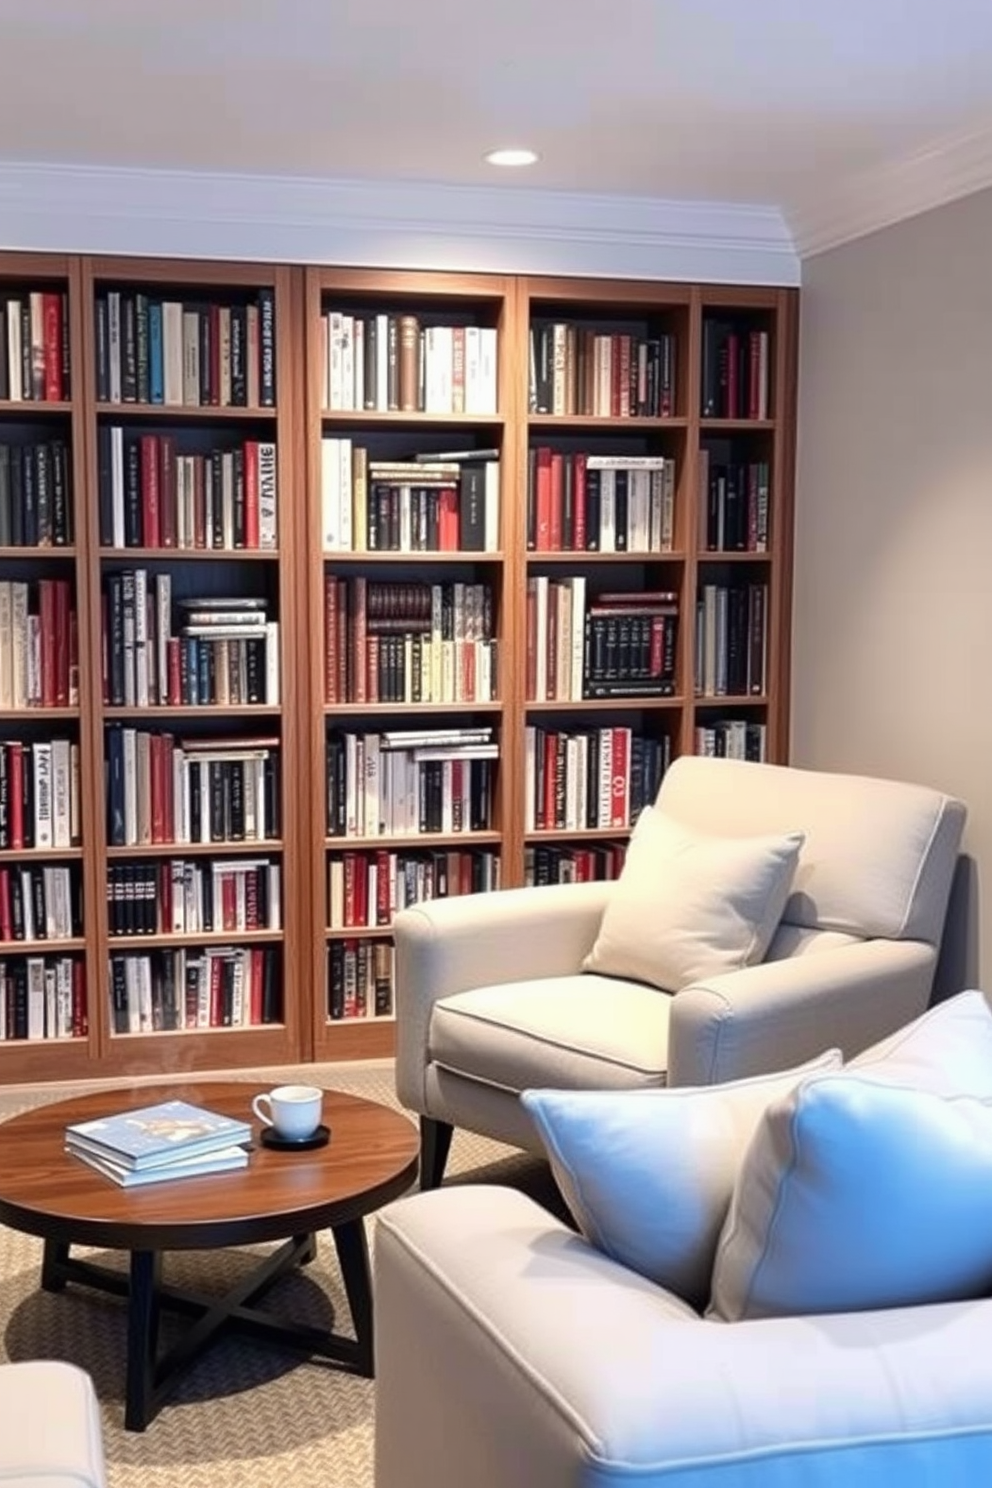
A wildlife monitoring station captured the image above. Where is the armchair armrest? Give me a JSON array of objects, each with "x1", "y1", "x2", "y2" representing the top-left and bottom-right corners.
[
  {"x1": 376, "y1": 1186, "x2": 992, "y2": 1488},
  {"x1": 668, "y1": 937, "x2": 936, "y2": 1086},
  {"x1": 393, "y1": 880, "x2": 614, "y2": 1113}
]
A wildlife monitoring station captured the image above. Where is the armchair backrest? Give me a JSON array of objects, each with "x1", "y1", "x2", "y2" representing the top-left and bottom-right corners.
[{"x1": 655, "y1": 757, "x2": 965, "y2": 947}]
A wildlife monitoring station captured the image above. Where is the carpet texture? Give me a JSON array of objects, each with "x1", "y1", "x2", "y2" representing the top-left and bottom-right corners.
[{"x1": 0, "y1": 1060, "x2": 564, "y2": 1488}]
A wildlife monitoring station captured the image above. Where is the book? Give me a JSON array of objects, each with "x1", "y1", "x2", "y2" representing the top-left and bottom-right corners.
[
  {"x1": 66, "y1": 1140, "x2": 249, "y2": 1187},
  {"x1": 64, "y1": 1098, "x2": 252, "y2": 1170}
]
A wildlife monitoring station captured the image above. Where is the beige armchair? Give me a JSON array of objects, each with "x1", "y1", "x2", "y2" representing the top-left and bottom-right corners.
[{"x1": 393, "y1": 756, "x2": 966, "y2": 1187}]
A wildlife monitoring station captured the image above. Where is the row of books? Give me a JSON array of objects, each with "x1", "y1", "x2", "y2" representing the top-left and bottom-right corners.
[
  {"x1": 97, "y1": 429, "x2": 278, "y2": 551},
  {"x1": 102, "y1": 580, "x2": 280, "y2": 708},
  {"x1": 526, "y1": 578, "x2": 678, "y2": 702},
  {"x1": 64, "y1": 1098, "x2": 252, "y2": 1189},
  {"x1": 106, "y1": 859, "x2": 281, "y2": 938},
  {"x1": 95, "y1": 290, "x2": 277, "y2": 408},
  {"x1": 328, "y1": 939, "x2": 394, "y2": 1021},
  {"x1": 701, "y1": 321, "x2": 771, "y2": 421},
  {"x1": 322, "y1": 312, "x2": 498, "y2": 415},
  {"x1": 694, "y1": 582, "x2": 769, "y2": 698},
  {"x1": 327, "y1": 847, "x2": 500, "y2": 930},
  {"x1": 0, "y1": 293, "x2": 69, "y2": 402},
  {"x1": 695, "y1": 720, "x2": 768, "y2": 761},
  {"x1": 0, "y1": 954, "x2": 84, "y2": 1042},
  {"x1": 529, "y1": 323, "x2": 677, "y2": 419},
  {"x1": 0, "y1": 441, "x2": 73, "y2": 546},
  {"x1": 699, "y1": 453, "x2": 771, "y2": 553},
  {"x1": 524, "y1": 843, "x2": 627, "y2": 886},
  {"x1": 105, "y1": 729, "x2": 281, "y2": 847},
  {"x1": 0, "y1": 864, "x2": 80, "y2": 944},
  {"x1": 0, "y1": 579, "x2": 77, "y2": 709},
  {"x1": 524, "y1": 725, "x2": 670, "y2": 834},
  {"x1": 108, "y1": 944, "x2": 281, "y2": 1034},
  {"x1": 321, "y1": 440, "x2": 499, "y2": 553},
  {"x1": 324, "y1": 577, "x2": 497, "y2": 706},
  {"x1": 0, "y1": 738, "x2": 80, "y2": 850},
  {"x1": 527, "y1": 449, "x2": 676, "y2": 553},
  {"x1": 326, "y1": 728, "x2": 496, "y2": 839}
]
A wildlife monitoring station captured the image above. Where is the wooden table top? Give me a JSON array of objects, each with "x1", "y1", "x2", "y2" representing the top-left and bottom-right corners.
[{"x1": 0, "y1": 1081, "x2": 419, "y2": 1251}]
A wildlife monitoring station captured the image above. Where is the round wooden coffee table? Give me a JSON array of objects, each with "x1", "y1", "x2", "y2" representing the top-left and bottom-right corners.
[{"x1": 0, "y1": 1081, "x2": 419, "y2": 1431}]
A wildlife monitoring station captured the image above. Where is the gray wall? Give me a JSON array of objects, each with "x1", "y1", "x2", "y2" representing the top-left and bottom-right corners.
[{"x1": 793, "y1": 186, "x2": 992, "y2": 991}]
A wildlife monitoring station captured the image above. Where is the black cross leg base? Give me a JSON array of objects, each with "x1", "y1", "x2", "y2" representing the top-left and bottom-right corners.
[{"x1": 40, "y1": 1220, "x2": 373, "y2": 1431}]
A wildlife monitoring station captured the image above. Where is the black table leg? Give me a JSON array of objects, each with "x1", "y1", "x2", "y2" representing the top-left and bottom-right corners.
[
  {"x1": 125, "y1": 1250, "x2": 162, "y2": 1432},
  {"x1": 41, "y1": 1238, "x2": 70, "y2": 1293},
  {"x1": 332, "y1": 1218, "x2": 373, "y2": 1377}
]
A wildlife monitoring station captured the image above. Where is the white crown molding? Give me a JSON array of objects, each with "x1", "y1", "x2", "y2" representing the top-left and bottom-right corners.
[
  {"x1": 0, "y1": 161, "x2": 800, "y2": 286},
  {"x1": 790, "y1": 122, "x2": 992, "y2": 258}
]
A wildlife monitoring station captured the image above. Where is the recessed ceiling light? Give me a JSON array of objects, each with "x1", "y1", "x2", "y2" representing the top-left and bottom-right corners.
[{"x1": 485, "y1": 148, "x2": 539, "y2": 168}]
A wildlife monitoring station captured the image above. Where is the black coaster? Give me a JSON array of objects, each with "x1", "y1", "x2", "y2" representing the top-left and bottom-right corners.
[{"x1": 260, "y1": 1123, "x2": 331, "y2": 1152}]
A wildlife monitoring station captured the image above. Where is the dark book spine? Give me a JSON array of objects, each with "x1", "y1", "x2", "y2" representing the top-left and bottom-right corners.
[{"x1": 258, "y1": 288, "x2": 276, "y2": 407}]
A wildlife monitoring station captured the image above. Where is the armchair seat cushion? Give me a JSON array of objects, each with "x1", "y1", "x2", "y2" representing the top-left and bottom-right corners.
[{"x1": 430, "y1": 974, "x2": 671, "y2": 1093}]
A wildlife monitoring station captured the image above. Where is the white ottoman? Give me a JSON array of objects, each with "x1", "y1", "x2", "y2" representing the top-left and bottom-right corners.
[{"x1": 0, "y1": 1362, "x2": 106, "y2": 1488}]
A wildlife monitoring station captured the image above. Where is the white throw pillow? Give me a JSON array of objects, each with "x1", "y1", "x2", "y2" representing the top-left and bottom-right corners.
[
  {"x1": 709, "y1": 990, "x2": 992, "y2": 1321},
  {"x1": 521, "y1": 1049, "x2": 841, "y2": 1308},
  {"x1": 583, "y1": 807, "x2": 804, "y2": 992}
]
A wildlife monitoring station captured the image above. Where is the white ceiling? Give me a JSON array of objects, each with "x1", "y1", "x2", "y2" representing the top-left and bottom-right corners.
[{"x1": 3, "y1": 0, "x2": 992, "y2": 260}]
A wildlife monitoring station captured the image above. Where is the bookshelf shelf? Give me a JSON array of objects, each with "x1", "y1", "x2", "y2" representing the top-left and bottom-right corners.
[
  {"x1": 0, "y1": 707, "x2": 81, "y2": 721},
  {"x1": 106, "y1": 839, "x2": 284, "y2": 859},
  {"x1": 0, "y1": 546, "x2": 77, "y2": 559},
  {"x1": 528, "y1": 415, "x2": 688, "y2": 432},
  {"x1": 107, "y1": 930, "x2": 283, "y2": 951},
  {"x1": 97, "y1": 547, "x2": 282, "y2": 562},
  {"x1": 95, "y1": 403, "x2": 278, "y2": 422},
  {"x1": 0, "y1": 401, "x2": 74, "y2": 417},
  {"x1": 0, "y1": 250, "x2": 796, "y2": 1081}
]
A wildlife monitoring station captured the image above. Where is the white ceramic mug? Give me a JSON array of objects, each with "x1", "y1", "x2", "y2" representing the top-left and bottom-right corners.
[{"x1": 252, "y1": 1084, "x2": 323, "y2": 1141}]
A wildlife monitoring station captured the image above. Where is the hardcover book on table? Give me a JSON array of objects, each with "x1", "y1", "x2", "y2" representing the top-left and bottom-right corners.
[
  {"x1": 67, "y1": 1141, "x2": 249, "y2": 1187},
  {"x1": 64, "y1": 1098, "x2": 252, "y2": 1170}
]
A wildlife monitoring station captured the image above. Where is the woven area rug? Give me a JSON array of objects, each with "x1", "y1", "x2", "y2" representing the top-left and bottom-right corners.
[{"x1": 0, "y1": 1061, "x2": 563, "y2": 1488}]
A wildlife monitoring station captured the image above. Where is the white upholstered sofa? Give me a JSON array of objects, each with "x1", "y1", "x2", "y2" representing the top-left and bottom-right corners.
[
  {"x1": 0, "y1": 1361, "x2": 105, "y2": 1487},
  {"x1": 375, "y1": 991, "x2": 992, "y2": 1487},
  {"x1": 394, "y1": 755, "x2": 966, "y2": 1185}
]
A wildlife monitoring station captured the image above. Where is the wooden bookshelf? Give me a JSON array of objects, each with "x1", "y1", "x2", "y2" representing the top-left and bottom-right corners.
[
  {"x1": 74, "y1": 257, "x2": 303, "y2": 1076},
  {"x1": 0, "y1": 252, "x2": 797, "y2": 1082},
  {"x1": 302, "y1": 267, "x2": 521, "y2": 1059}
]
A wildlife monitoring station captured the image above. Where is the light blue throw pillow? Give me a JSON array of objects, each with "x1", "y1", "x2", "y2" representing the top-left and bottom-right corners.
[{"x1": 521, "y1": 1049, "x2": 841, "y2": 1308}]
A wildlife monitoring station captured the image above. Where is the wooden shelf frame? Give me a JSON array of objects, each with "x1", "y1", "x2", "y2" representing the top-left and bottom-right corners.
[{"x1": 0, "y1": 251, "x2": 797, "y2": 1083}]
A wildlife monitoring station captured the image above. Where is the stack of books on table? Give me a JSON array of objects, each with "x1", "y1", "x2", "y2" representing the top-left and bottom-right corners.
[{"x1": 64, "y1": 1098, "x2": 252, "y2": 1188}]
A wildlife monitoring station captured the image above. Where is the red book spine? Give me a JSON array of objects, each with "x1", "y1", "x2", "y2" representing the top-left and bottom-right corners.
[
  {"x1": 167, "y1": 638, "x2": 182, "y2": 706},
  {"x1": 43, "y1": 293, "x2": 63, "y2": 401},
  {"x1": 549, "y1": 452, "x2": 563, "y2": 551},
  {"x1": 543, "y1": 730, "x2": 557, "y2": 831},
  {"x1": 243, "y1": 440, "x2": 260, "y2": 548},
  {"x1": 140, "y1": 435, "x2": 160, "y2": 549},
  {"x1": 572, "y1": 453, "x2": 587, "y2": 552},
  {"x1": 376, "y1": 850, "x2": 391, "y2": 925},
  {"x1": 352, "y1": 577, "x2": 367, "y2": 705},
  {"x1": 159, "y1": 436, "x2": 177, "y2": 548},
  {"x1": 535, "y1": 447, "x2": 552, "y2": 551},
  {"x1": 609, "y1": 727, "x2": 630, "y2": 828},
  {"x1": 149, "y1": 733, "x2": 165, "y2": 843},
  {"x1": 8, "y1": 744, "x2": 24, "y2": 851}
]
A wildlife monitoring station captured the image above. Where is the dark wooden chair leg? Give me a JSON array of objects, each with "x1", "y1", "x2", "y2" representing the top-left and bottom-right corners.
[{"x1": 419, "y1": 1117, "x2": 454, "y2": 1190}]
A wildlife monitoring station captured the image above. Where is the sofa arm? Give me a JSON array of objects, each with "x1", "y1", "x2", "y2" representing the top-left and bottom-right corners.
[
  {"x1": 668, "y1": 938, "x2": 936, "y2": 1087},
  {"x1": 0, "y1": 1361, "x2": 106, "y2": 1488},
  {"x1": 393, "y1": 879, "x2": 614, "y2": 1113},
  {"x1": 375, "y1": 1186, "x2": 992, "y2": 1488}
]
